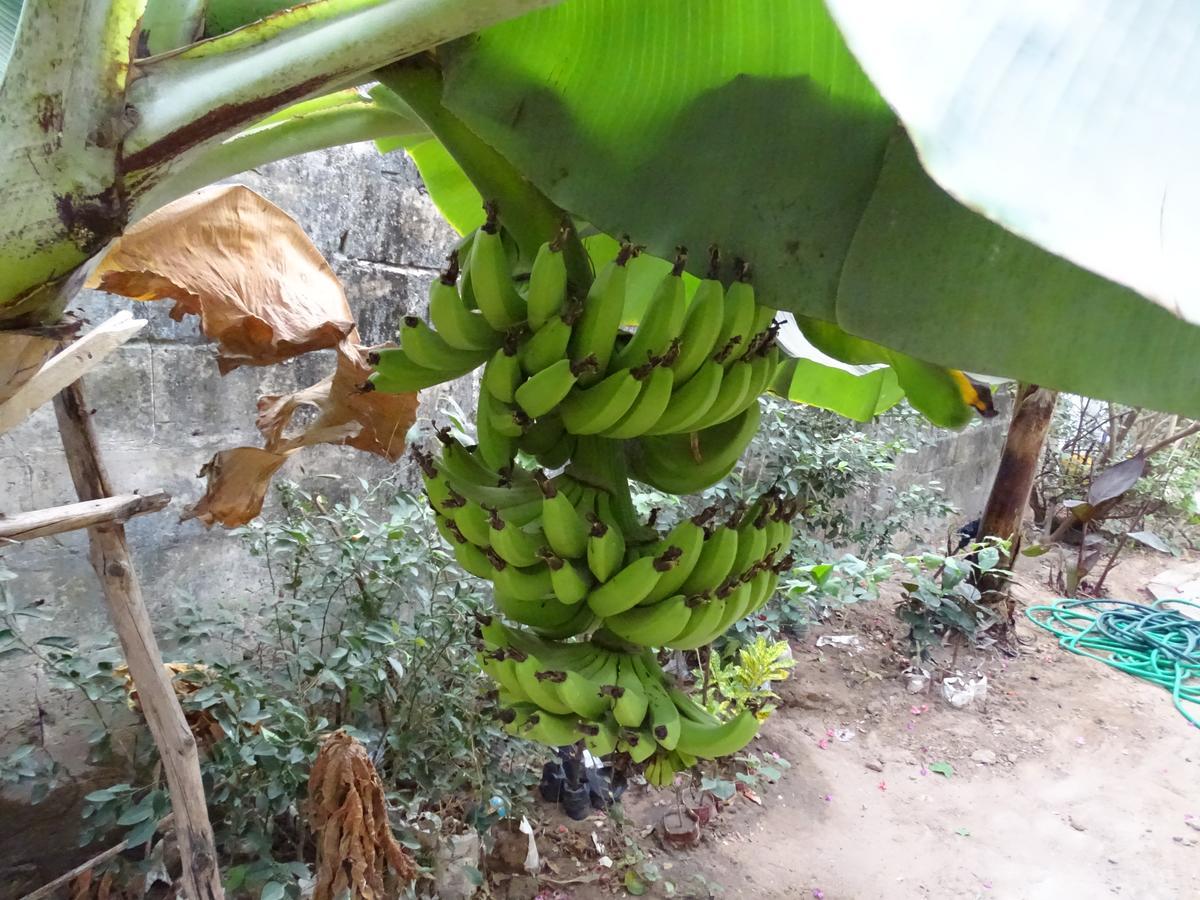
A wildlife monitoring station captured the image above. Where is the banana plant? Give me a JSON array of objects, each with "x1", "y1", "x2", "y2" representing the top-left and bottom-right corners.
[
  {"x1": 4, "y1": 0, "x2": 1200, "y2": 421},
  {"x1": 0, "y1": 0, "x2": 562, "y2": 323}
]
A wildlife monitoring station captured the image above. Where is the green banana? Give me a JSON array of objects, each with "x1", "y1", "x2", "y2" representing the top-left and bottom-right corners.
[
  {"x1": 468, "y1": 206, "x2": 525, "y2": 329},
  {"x1": 414, "y1": 448, "x2": 459, "y2": 514},
  {"x1": 568, "y1": 244, "x2": 634, "y2": 384},
  {"x1": 612, "y1": 251, "x2": 687, "y2": 370},
  {"x1": 605, "y1": 657, "x2": 649, "y2": 727},
  {"x1": 474, "y1": 389, "x2": 517, "y2": 471},
  {"x1": 428, "y1": 252, "x2": 503, "y2": 351},
  {"x1": 665, "y1": 681, "x2": 721, "y2": 725},
  {"x1": 537, "y1": 473, "x2": 590, "y2": 559},
  {"x1": 525, "y1": 232, "x2": 569, "y2": 330},
  {"x1": 400, "y1": 316, "x2": 490, "y2": 373},
  {"x1": 488, "y1": 507, "x2": 546, "y2": 568},
  {"x1": 664, "y1": 595, "x2": 727, "y2": 651},
  {"x1": 585, "y1": 499, "x2": 626, "y2": 582},
  {"x1": 490, "y1": 553, "x2": 554, "y2": 603},
  {"x1": 558, "y1": 366, "x2": 643, "y2": 435},
  {"x1": 601, "y1": 363, "x2": 674, "y2": 439},
  {"x1": 514, "y1": 657, "x2": 575, "y2": 715},
  {"x1": 368, "y1": 348, "x2": 464, "y2": 393},
  {"x1": 520, "y1": 310, "x2": 575, "y2": 375},
  {"x1": 446, "y1": 527, "x2": 494, "y2": 578},
  {"x1": 729, "y1": 502, "x2": 769, "y2": 579},
  {"x1": 523, "y1": 710, "x2": 583, "y2": 747},
  {"x1": 622, "y1": 727, "x2": 659, "y2": 763},
  {"x1": 545, "y1": 670, "x2": 608, "y2": 719},
  {"x1": 479, "y1": 650, "x2": 530, "y2": 702},
  {"x1": 514, "y1": 355, "x2": 598, "y2": 419},
  {"x1": 640, "y1": 508, "x2": 716, "y2": 604},
  {"x1": 674, "y1": 708, "x2": 760, "y2": 759},
  {"x1": 712, "y1": 579, "x2": 753, "y2": 635},
  {"x1": 543, "y1": 551, "x2": 592, "y2": 605},
  {"x1": 678, "y1": 524, "x2": 739, "y2": 595},
  {"x1": 713, "y1": 265, "x2": 758, "y2": 367},
  {"x1": 579, "y1": 717, "x2": 619, "y2": 756},
  {"x1": 604, "y1": 593, "x2": 691, "y2": 647},
  {"x1": 482, "y1": 338, "x2": 523, "y2": 405},
  {"x1": 687, "y1": 357, "x2": 753, "y2": 429},
  {"x1": 530, "y1": 600, "x2": 596, "y2": 640},
  {"x1": 517, "y1": 415, "x2": 566, "y2": 458},
  {"x1": 671, "y1": 250, "x2": 727, "y2": 382},
  {"x1": 630, "y1": 401, "x2": 761, "y2": 495},
  {"x1": 450, "y1": 500, "x2": 491, "y2": 547},
  {"x1": 633, "y1": 656, "x2": 681, "y2": 750},
  {"x1": 586, "y1": 547, "x2": 680, "y2": 617},
  {"x1": 644, "y1": 358, "x2": 724, "y2": 435}
]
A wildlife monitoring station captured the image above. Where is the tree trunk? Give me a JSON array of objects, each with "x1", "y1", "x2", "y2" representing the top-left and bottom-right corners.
[
  {"x1": 54, "y1": 381, "x2": 224, "y2": 900},
  {"x1": 976, "y1": 384, "x2": 1059, "y2": 623}
]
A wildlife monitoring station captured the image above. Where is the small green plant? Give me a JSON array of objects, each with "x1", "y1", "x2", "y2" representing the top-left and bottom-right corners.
[
  {"x1": 889, "y1": 539, "x2": 1009, "y2": 661},
  {"x1": 0, "y1": 479, "x2": 542, "y2": 897},
  {"x1": 695, "y1": 636, "x2": 796, "y2": 721}
]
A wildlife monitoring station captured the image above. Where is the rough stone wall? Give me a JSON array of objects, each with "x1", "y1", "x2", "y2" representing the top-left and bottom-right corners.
[{"x1": 0, "y1": 142, "x2": 1007, "y2": 885}]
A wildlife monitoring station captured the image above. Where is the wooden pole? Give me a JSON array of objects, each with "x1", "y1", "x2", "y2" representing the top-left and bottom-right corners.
[
  {"x1": 0, "y1": 492, "x2": 170, "y2": 543},
  {"x1": 53, "y1": 381, "x2": 224, "y2": 900},
  {"x1": 976, "y1": 384, "x2": 1059, "y2": 624}
]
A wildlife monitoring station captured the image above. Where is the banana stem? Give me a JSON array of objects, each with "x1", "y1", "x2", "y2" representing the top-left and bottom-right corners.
[
  {"x1": 377, "y1": 58, "x2": 591, "y2": 287},
  {"x1": 567, "y1": 435, "x2": 643, "y2": 537}
]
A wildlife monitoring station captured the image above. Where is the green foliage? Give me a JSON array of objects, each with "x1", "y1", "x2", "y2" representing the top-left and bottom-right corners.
[
  {"x1": 0, "y1": 481, "x2": 540, "y2": 895},
  {"x1": 889, "y1": 539, "x2": 1008, "y2": 658},
  {"x1": 437, "y1": 0, "x2": 1200, "y2": 418},
  {"x1": 696, "y1": 637, "x2": 795, "y2": 722}
]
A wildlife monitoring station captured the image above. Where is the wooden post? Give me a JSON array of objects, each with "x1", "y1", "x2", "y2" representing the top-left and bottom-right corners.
[
  {"x1": 976, "y1": 384, "x2": 1059, "y2": 624},
  {"x1": 53, "y1": 381, "x2": 224, "y2": 900},
  {"x1": 0, "y1": 492, "x2": 170, "y2": 543}
]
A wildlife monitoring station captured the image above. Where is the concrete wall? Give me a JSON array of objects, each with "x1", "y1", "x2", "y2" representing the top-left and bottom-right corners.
[{"x1": 0, "y1": 141, "x2": 1008, "y2": 886}]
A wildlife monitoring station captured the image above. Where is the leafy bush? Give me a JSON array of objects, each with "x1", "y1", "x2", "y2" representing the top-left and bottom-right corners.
[
  {"x1": 889, "y1": 539, "x2": 1008, "y2": 660},
  {"x1": 694, "y1": 636, "x2": 796, "y2": 721},
  {"x1": 0, "y1": 480, "x2": 540, "y2": 896}
]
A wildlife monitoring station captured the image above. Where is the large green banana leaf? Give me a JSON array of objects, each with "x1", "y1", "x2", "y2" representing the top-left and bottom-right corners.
[
  {"x1": 826, "y1": 0, "x2": 1200, "y2": 330},
  {"x1": 391, "y1": 124, "x2": 965, "y2": 425},
  {"x1": 434, "y1": 0, "x2": 1200, "y2": 416}
]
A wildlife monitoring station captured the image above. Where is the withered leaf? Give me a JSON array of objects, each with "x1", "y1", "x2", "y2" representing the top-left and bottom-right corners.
[
  {"x1": 87, "y1": 184, "x2": 354, "y2": 374},
  {"x1": 308, "y1": 731, "x2": 417, "y2": 900},
  {"x1": 257, "y1": 339, "x2": 416, "y2": 462},
  {"x1": 0, "y1": 331, "x2": 58, "y2": 405},
  {"x1": 183, "y1": 447, "x2": 291, "y2": 528}
]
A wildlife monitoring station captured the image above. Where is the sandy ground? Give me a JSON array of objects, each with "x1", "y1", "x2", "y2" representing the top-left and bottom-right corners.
[{"x1": 527, "y1": 550, "x2": 1200, "y2": 900}]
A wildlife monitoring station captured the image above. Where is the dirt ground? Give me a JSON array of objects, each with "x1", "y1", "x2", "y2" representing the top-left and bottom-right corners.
[{"x1": 522, "y1": 550, "x2": 1200, "y2": 900}]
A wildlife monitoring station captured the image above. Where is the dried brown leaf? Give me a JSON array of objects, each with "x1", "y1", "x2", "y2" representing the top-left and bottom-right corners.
[
  {"x1": 257, "y1": 340, "x2": 416, "y2": 461},
  {"x1": 182, "y1": 447, "x2": 292, "y2": 528},
  {"x1": 308, "y1": 731, "x2": 417, "y2": 900},
  {"x1": 0, "y1": 331, "x2": 58, "y2": 405},
  {"x1": 87, "y1": 185, "x2": 354, "y2": 374}
]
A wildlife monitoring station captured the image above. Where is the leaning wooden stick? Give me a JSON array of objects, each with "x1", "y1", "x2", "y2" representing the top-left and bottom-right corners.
[
  {"x1": 0, "y1": 492, "x2": 170, "y2": 544},
  {"x1": 53, "y1": 380, "x2": 223, "y2": 900}
]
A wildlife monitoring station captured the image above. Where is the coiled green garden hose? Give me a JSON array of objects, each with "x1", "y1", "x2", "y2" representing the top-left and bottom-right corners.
[{"x1": 1026, "y1": 598, "x2": 1200, "y2": 728}]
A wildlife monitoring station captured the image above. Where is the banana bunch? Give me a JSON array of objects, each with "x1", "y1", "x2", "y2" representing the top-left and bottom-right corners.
[
  {"x1": 366, "y1": 205, "x2": 780, "y2": 456},
  {"x1": 391, "y1": 206, "x2": 800, "y2": 785},
  {"x1": 478, "y1": 617, "x2": 762, "y2": 765}
]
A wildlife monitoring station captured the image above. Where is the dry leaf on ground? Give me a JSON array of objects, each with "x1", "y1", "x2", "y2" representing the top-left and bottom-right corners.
[
  {"x1": 116, "y1": 662, "x2": 225, "y2": 747},
  {"x1": 87, "y1": 184, "x2": 354, "y2": 374},
  {"x1": 182, "y1": 447, "x2": 292, "y2": 528},
  {"x1": 308, "y1": 731, "x2": 417, "y2": 900}
]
